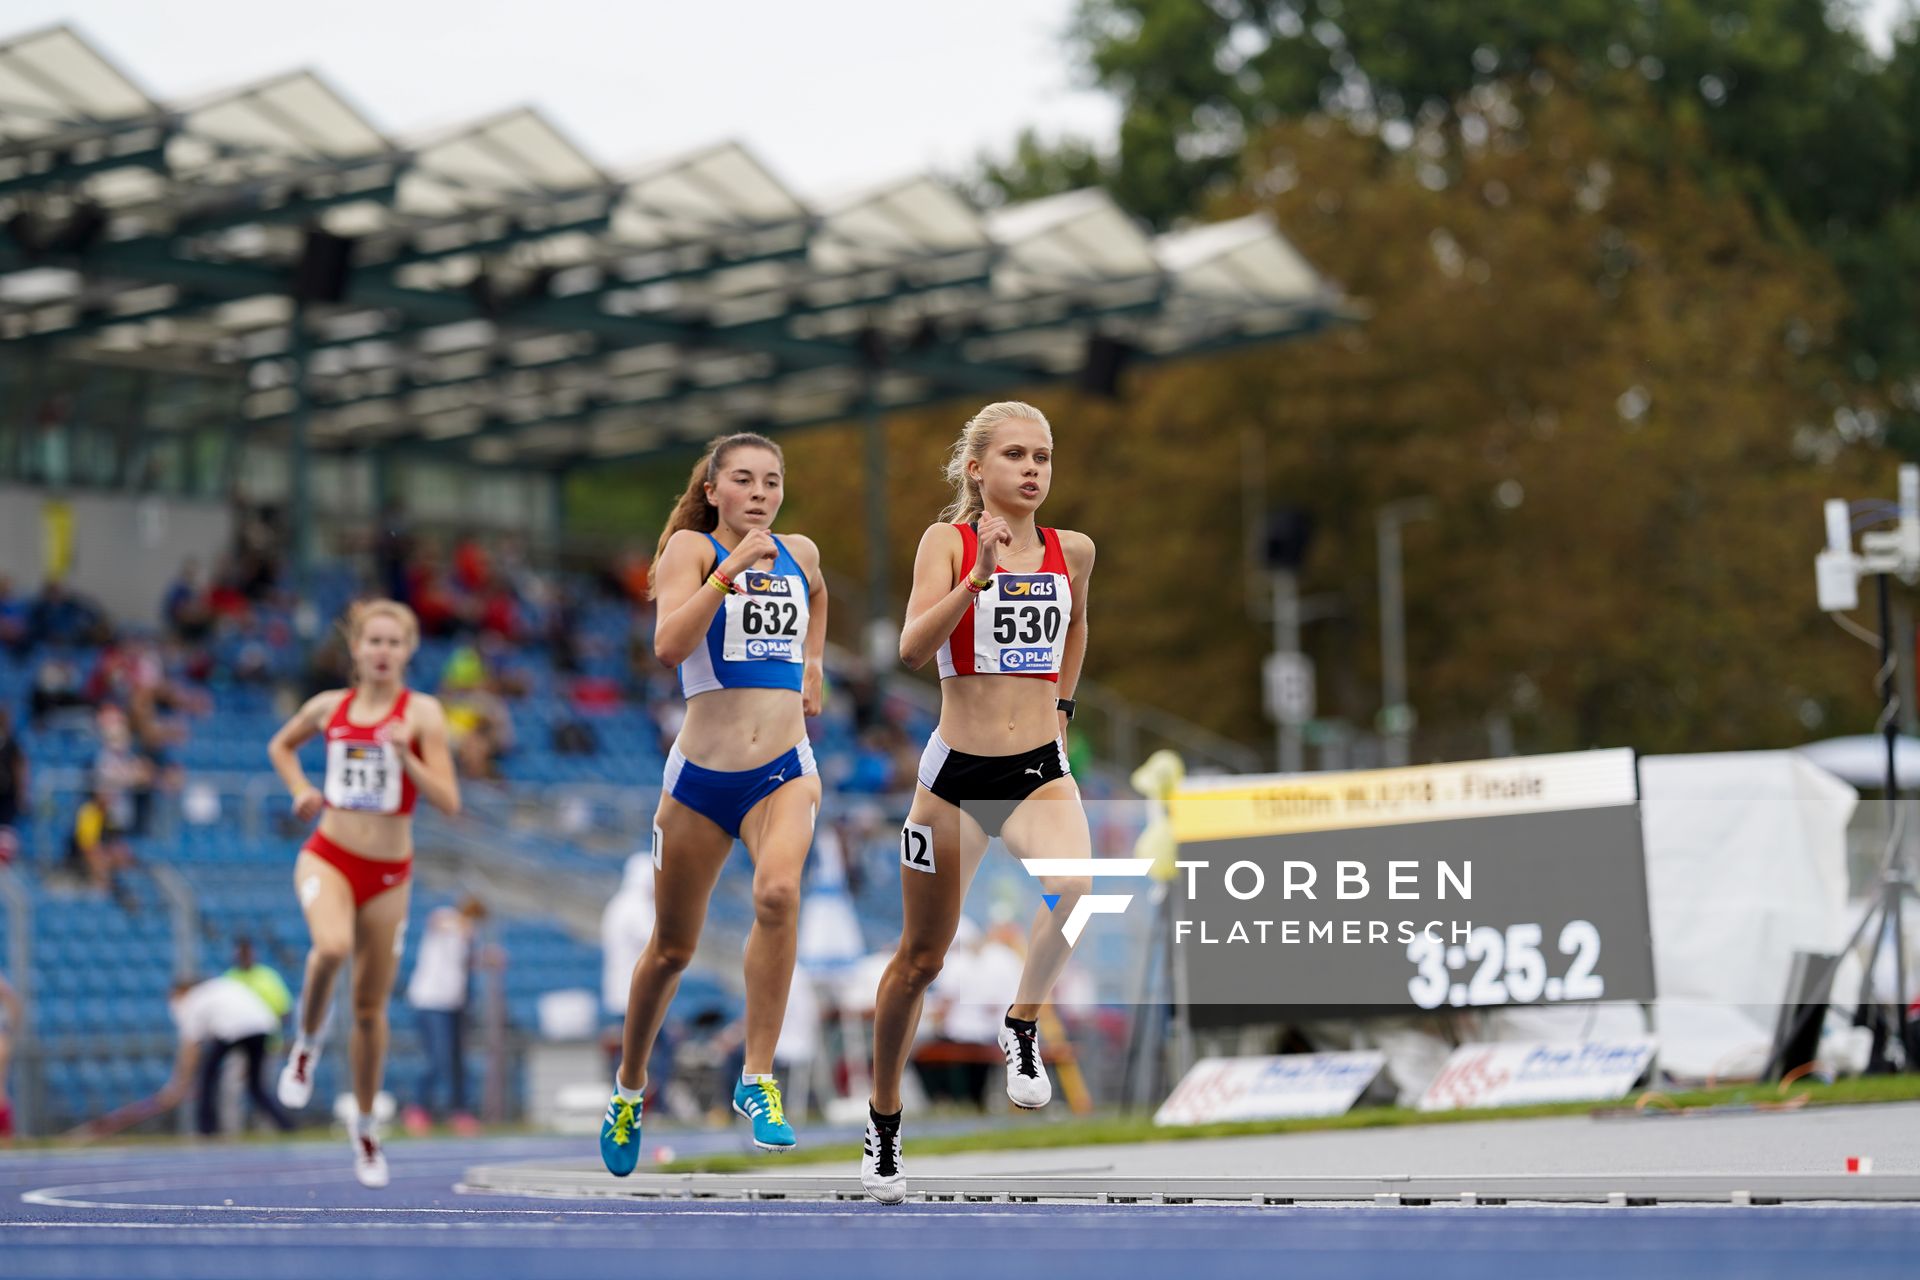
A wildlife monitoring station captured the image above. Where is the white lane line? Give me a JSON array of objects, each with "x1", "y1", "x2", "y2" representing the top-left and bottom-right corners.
[
  {"x1": 0, "y1": 1213, "x2": 1024, "y2": 1228},
  {"x1": 20, "y1": 1155, "x2": 519, "y2": 1210}
]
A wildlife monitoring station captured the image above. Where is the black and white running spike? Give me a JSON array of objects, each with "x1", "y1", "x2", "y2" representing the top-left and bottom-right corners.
[
  {"x1": 998, "y1": 1020, "x2": 1052, "y2": 1109},
  {"x1": 861, "y1": 1115, "x2": 905, "y2": 1204}
]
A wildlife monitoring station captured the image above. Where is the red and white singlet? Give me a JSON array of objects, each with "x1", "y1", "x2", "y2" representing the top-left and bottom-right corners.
[
  {"x1": 935, "y1": 523, "x2": 1072, "y2": 682},
  {"x1": 320, "y1": 689, "x2": 421, "y2": 816}
]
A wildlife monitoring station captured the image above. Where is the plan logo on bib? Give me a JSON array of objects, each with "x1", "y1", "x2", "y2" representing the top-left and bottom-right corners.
[{"x1": 998, "y1": 647, "x2": 1054, "y2": 671}]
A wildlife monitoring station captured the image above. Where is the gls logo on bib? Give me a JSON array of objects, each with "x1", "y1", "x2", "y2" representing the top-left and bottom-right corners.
[
  {"x1": 998, "y1": 576, "x2": 1057, "y2": 599},
  {"x1": 742, "y1": 575, "x2": 794, "y2": 596}
]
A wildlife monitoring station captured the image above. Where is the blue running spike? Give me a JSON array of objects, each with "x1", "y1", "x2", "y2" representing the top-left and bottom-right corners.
[{"x1": 1043, "y1": 894, "x2": 1061, "y2": 910}]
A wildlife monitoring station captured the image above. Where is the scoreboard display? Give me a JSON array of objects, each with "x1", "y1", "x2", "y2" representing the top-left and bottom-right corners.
[{"x1": 1164, "y1": 749, "x2": 1655, "y2": 1014}]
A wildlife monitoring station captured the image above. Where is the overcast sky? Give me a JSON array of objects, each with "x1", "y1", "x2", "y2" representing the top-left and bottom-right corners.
[
  {"x1": 7, "y1": 1, "x2": 1911, "y2": 200},
  {"x1": 5, "y1": 0, "x2": 1118, "y2": 199}
]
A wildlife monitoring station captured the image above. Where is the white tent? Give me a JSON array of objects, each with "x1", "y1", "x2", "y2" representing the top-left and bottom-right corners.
[
  {"x1": 1471, "y1": 752, "x2": 1858, "y2": 1083},
  {"x1": 1794, "y1": 735, "x2": 1920, "y2": 790}
]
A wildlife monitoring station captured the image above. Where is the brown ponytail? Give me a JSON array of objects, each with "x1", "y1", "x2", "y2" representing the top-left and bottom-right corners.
[{"x1": 650, "y1": 432, "x2": 783, "y2": 599}]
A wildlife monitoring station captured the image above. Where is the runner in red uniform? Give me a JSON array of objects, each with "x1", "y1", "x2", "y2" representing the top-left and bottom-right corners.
[{"x1": 266, "y1": 600, "x2": 459, "y2": 1187}]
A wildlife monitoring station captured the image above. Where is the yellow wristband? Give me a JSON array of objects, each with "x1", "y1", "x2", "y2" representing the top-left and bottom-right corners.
[
  {"x1": 966, "y1": 571, "x2": 992, "y2": 592},
  {"x1": 708, "y1": 572, "x2": 733, "y2": 595}
]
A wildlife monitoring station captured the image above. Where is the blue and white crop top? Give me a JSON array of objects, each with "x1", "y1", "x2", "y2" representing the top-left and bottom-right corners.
[{"x1": 678, "y1": 532, "x2": 810, "y2": 697}]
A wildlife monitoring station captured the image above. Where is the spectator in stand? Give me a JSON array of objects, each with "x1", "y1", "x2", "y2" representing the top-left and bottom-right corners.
[
  {"x1": 0, "y1": 972, "x2": 20, "y2": 1142},
  {"x1": 233, "y1": 506, "x2": 282, "y2": 601},
  {"x1": 840, "y1": 727, "x2": 896, "y2": 795},
  {"x1": 0, "y1": 577, "x2": 28, "y2": 655},
  {"x1": 302, "y1": 631, "x2": 352, "y2": 701},
  {"x1": 89, "y1": 706, "x2": 154, "y2": 837},
  {"x1": 452, "y1": 535, "x2": 491, "y2": 596},
  {"x1": 439, "y1": 647, "x2": 514, "y2": 781},
  {"x1": 610, "y1": 549, "x2": 651, "y2": 606},
  {"x1": 163, "y1": 559, "x2": 213, "y2": 643},
  {"x1": 69, "y1": 786, "x2": 133, "y2": 896},
  {"x1": 407, "y1": 551, "x2": 464, "y2": 638},
  {"x1": 475, "y1": 573, "x2": 521, "y2": 643},
  {"x1": 158, "y1": 975, "x2": 294, "y2": 1136},
  {"x1": 403, "y1": 896, "x2": 488, "y2": 1136},
  {"x1": 547, "y1": 584, "x2": 583, "y2": 675},
  {"x1": 27, "y1": 580, "x2": 104, "y2": 648},
  {"x1": 29, "y1": 645, "x2": 88, "y2": 725},
  {"x1": 0, "y1": 708, "x2": 24, "y2": 837},
  {"x1": 205, "y1": 559, "x2": 251, "y2": 623}
]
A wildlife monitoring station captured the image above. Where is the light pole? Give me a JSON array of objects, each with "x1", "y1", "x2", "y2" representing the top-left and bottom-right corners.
[{"x1": 1377, "y1": 497, "x2": 1436, "y2": 767}]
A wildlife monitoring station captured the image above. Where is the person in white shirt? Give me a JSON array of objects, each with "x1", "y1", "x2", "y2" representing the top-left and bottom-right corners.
[
  {"x1": 403, "y1": 895, "x2": 485, "y2": 1135},
  {"x1": 161, "y1": 976, "x2": 293, "y2": 1136},
  {"x1": 601, "y1": 855, "x2": 656, "y2": 1019},
  {"x1": 600, "y1": 854, "x2": 672, "y2": 1102}
]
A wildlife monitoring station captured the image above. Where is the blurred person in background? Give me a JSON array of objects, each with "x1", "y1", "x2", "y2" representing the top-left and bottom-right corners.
[
  {"x1": 602, "y1": 431, "x2": 827, "y2": 1175},
  {"x1": 157, "y1": 974, "x2": 294, "y2": 1137},
  {"x1": 439, "y1": 643, "x2": 515, "y2": 781},
  {"x1": 0, "y1": 971, "x2": 20, "y2": 1142},
  {"x1": 29, "y1": 643, "x2": 88, "y2": 725},
  {"x1": 88, "y1": 705, "x2": 152, "y2": 837},
  {"x1": 0, "y1": 707, "x2": 24, "y2": 837},
  {"x1": 452, "y1": 534, "x2": 491, "y2": 596},
  {"x1": 27, "y1": 579, "x2": 105, "y2": 648},
  {"x1": 163, "y1": 559, "x2": 213, "y2": 643},
  {"x1": 225, "y1": 937, "x2": 292, "y2": 1026},
  {"x1": 267, "y1": 599, "x2": 460, "y2": 1188},
  {"x1": 917, "y1": 917, "x2": 1026, "y2": 1110},
  {"x1": 205, "y1": 558, "x2": 251, "y2": 624},
  {"x1": 0, "y1": 577, "x2": 27, "y2": 655},
  {"x1": 406, "y1": 548, "x2": 465, "y2": 638},
  {"x1": 716, "y1": 946, "x2": 822, "y2": 1120},
  {"x1": 403, "y1": 894, "x2": 487, "y2": 1136},
  {"x1": 68, "y1": 785, "x2": 134, "y2": 901},
  {"x1": 864, "y1": 402, "x2": 1096, "y2": 1204},
  {"x1": 599, "y1": 852, "x2": 673, "y2": 1107}
]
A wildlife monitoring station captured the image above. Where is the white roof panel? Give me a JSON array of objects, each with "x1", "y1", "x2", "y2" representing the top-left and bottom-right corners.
[{"x1": 0, "y1": 26, "x2": 156, "y2": 142}]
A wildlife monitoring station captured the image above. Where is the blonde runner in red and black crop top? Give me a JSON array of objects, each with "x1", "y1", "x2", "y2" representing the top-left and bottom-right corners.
[
  {"x1": 321, "y1": 688, "x2": 424, "y2": 816},
  {"x1": 935, "y1": 523, "x2": 1072, "y2": 681}
]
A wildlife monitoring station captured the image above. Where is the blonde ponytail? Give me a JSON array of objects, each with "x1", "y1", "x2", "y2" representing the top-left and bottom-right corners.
[
  {"x1": 650, "y1": 432, "x2": 783, "y2": 598},
  {"x1": 939, "y1": 401, "x2": 1050, "y2": 524}
]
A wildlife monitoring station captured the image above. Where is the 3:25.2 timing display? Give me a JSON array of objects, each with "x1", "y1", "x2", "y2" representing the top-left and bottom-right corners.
[{"x1": 1407, "y1": 919, "x2": 1605, "y2": 1009}]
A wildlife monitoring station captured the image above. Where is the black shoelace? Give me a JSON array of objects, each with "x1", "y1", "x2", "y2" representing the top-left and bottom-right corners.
[
  {"x1": 1009, "y1": 1027, "x2": 1039, "y2": 1078},
  {"x1": 868, "y1": 1126, "x2": 899, "y2": 1178}
]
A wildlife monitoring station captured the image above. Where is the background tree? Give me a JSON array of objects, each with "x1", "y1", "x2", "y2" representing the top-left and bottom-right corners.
[
  {"x1": 973, "y1": 0, "x2": 1920, "y2": 447},
  {"x1": 789, "y1": 69, "x2": 1890, "y2": 760}
]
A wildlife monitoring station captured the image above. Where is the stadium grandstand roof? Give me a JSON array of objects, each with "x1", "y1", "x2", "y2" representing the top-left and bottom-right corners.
[{"x1": 0, "y1": 23, "x2": 1347, "y2": 470}]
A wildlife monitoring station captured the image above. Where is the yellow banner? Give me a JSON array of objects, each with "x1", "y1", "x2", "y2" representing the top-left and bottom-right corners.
[
  {"x1": 43, "y1": 499, "x2": 73, "y2": 580},
  {"x1": 1168, "y1": 749, "x2": 1638, "y2": 843}
]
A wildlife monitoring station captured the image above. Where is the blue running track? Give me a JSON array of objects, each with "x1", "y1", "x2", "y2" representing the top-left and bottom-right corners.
[{"x1": 4, "y1": 1136, "x2": 1918, "y2": 1279}]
